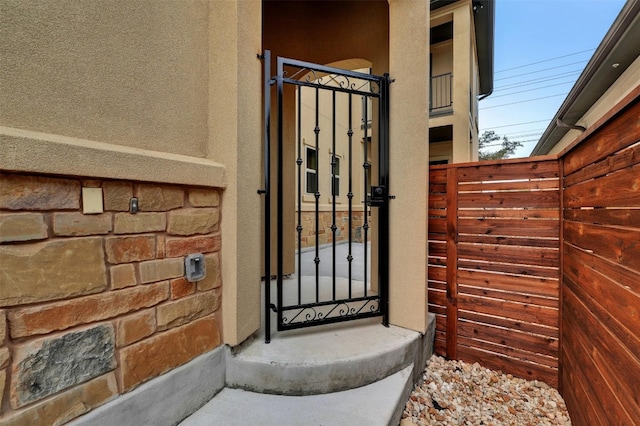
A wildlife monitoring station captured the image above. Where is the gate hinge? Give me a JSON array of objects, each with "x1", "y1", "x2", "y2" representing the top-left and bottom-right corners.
[
  {"x1": 389, "y1": 195, "x2": 396, "y2": 200},
  {"x1": 257, "y1": 189, "x2": 266, "y2": 195},
  {"x1": 257, "y1": 53, "x2": 265, "y2": 60}
]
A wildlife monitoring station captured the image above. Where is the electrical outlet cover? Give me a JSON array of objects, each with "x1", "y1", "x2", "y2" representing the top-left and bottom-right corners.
[
  {"x1": 82, "y1": 187, "x2": 104, "y2": 214},
  {"x1": 185, "y1": 253, "x2": 206, "y2": 282}
]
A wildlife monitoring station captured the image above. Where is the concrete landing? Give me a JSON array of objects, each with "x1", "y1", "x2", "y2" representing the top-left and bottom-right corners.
[
  {"x1": 226, "y1": 317, "x2": 422, "y2": 395},
  {"x1": 179, "y1": 364, "x2": 414, "y2": 426}
]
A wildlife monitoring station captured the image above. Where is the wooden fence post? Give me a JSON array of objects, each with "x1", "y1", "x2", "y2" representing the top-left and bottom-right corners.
[{"x1": 446, "y1": 167, "x2": 458, "y2": 359}]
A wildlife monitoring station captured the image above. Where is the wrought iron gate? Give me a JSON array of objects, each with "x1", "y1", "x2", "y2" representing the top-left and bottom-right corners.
[{"x1": 261, "y1": 51, "x2": 391, "y2": 343}]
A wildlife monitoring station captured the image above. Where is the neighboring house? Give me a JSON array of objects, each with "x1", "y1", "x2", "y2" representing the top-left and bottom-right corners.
[
  {"x1": 531, "y1": 0, "x2": 640, "y2": 156},
  {"x1": 429, "y1": 0, "x2": 495, "y2": 164},
  {"x1": 0, "y1": 1, "x2": 491, "y2": 424}
]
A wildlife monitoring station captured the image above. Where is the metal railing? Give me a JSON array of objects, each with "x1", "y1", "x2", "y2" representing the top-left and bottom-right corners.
[{"x1": 430, "y1": 72, "x2": 452, "y2": 112}]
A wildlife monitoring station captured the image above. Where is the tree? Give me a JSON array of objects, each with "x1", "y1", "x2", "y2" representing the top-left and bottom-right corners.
[{"x1": 478, "y1": 130, "x2": 522, "y2": 161}]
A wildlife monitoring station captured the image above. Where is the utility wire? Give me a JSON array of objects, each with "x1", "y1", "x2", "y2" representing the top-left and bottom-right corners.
[
  {"x1": 504, "y1": 132, "x2": 544, "y2": 139},
  {"x1": 495, "y1": 60, "x2": 588, "y2": 81},
  {"x1": 495, "y1": 48, "x2": 595, "y2": 73},
  {"x1": 480, "y1": 119, "x2": 552, "y2": 130},
  {"x1": 491, "y1": 80, "x2": 575, "y2": 99},
  {"x1": 493, "y1": 71, "x2": 582, "y2": 91},
  {"x1": 501, "y1": 128, "x2": 546, "y2": 136},
  {"x1": 481, "y1": 139, "x2": 539, "y2": 149},
  {"x1": 481, "y1": 93, "x2": 568, "y2": 110}
]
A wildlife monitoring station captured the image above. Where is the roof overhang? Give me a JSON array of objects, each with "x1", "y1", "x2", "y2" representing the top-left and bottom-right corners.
[
  {"x1": 531, "y1": 0, "x2": 640, "y2": 156},
  {"x1": 431, "y1": 0, "x2": 495, "y2": 97}
]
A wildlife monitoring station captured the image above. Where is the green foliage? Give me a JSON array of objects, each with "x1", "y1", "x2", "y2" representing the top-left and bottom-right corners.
[{"x1": 478, "y1": 130, "x2": 523, "y2": 161}]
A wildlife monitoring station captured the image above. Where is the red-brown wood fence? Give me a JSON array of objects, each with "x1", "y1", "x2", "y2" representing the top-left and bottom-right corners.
[
  {"x1": 427, "y1": 88, "x2": 640, "y2": 423},
  {"x1": 559, "y1": 92, "x2": 640, "y2": 424},
  {"x1": 428, "y1": 157, "x2": 562, "y2": 388}
]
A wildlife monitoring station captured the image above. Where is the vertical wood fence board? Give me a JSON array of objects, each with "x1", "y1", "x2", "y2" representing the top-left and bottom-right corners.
[{"x1": 445, "y1": 167, "x2": 458, "y2": 359}]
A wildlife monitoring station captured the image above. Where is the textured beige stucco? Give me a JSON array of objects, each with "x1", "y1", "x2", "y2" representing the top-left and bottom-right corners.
[
  {"x1": 429, "y1": 0, "x2": 479, "y2": 163},
  {"x1": 452, "y1": 2, "x2": 473, "y2": 163},
  {"x1": 212, "y1": 0, "x2": 263, "y2": 346},
  {"x1": 0, "y1": 1, "x2": 209, "y2": 158},
  {"x1": 388, "y1": 0, "x2": 430, "y2": 333},
  {"x1": 549, "y1": 55, "x2": 640, "y2": 155},
  {"x1": 0, "y1": 127, "x2": 225, "y2": 188}
]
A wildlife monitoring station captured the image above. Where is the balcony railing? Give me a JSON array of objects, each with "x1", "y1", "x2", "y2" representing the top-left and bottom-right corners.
[{"x1": 430, "y1": 72, "x2": 452, "y2": 113}]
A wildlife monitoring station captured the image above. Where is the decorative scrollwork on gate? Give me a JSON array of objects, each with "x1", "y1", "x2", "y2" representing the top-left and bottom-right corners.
[{"x1": 282, "y1": 298, "x2": 380, "y2": 327}]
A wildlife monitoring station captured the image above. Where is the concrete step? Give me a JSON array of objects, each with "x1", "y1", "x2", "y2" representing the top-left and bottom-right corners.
[
  {"x1": 179, "y1": 364, "x2": 415, "y2": 426},
  {"x1": 225, "y1": 317, "x2": 425, "y2": 395}
]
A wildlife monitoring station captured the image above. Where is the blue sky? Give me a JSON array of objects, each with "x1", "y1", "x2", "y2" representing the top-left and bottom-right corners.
[{"x1": 479, "y1": 0, "x2": 628, "y2": 157}]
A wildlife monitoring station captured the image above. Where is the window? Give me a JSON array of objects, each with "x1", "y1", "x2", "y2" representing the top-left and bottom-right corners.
[
  {"x1": 331, "y1": 155, "x2": 340, "y2": 197},
  {"x1": 305, "y1": 147, "x2": 317, "y2": 194}
]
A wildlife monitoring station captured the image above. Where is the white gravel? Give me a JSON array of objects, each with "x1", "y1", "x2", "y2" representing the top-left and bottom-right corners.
[{"x1": 401, "y1": 355, "x2": 571, "y2": 426}]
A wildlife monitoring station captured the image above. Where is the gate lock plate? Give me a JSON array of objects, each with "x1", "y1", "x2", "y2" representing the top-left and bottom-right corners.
[{"x1": 369, "y1": 186, "x2": 387, "y2": 207}]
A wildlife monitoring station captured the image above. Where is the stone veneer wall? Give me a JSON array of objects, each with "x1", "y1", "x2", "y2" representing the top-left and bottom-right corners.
[
  {"x1": 295, "y1": 211, "x2": 368, "y2": 250},
  {"x1": 0, "y1": 173, "x2": 223, "y2": 425}
]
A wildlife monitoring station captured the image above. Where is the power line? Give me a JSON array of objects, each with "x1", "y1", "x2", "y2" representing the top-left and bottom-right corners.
[
  {"x1": 481, "y1": 93, "x2": 568, "y2": 110},
  {"x1": 480, "y1": 119, "x2": 552, "y2": 130},
  {"x1": 491, "y1": 80, "x2": 575, "y2": 99},
  {"x1": 495, "y1": 48, "x2": 595, "y2": 73},
  {"x1": 502, "y1": 128, "x2": 546, "y2": 136},
  {"x1": 507, "y1": 132, "x2": 544, "y2": 139},
  {"x1": 493, "y1": 72, "x2": 582, "y2": 91},
  {"x1": 495, "y1": 60, "x2": 588, "y2": 81},
  {"x1": 482, "y1": 139, "x2": 540, "y2": 149}
]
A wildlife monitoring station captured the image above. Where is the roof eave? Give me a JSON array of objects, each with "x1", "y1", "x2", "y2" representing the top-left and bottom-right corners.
[{"x1": 531, "y1": 0, "x2": 640, "y2": 156}]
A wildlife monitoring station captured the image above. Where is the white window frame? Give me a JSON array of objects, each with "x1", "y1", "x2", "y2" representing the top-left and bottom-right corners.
[{"x1": 305, "y1": 146, "x2": 317, "y2": 194}]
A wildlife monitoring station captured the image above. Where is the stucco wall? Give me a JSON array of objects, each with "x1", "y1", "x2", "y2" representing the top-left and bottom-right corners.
[
  {"x1": 429, "y1": 0, "x2": 478, "y2": 163},
  {"x1": 0, "y1": 1, "x2": 209, "y2": 158},
  {"x1": 431, "y1": 41, "x2": 453, "y2": 76}
]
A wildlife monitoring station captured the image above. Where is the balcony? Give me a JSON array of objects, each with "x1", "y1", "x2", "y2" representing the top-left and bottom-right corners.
[{"x1": 430, "y1": 72, "x2": 452, "y2": 115}]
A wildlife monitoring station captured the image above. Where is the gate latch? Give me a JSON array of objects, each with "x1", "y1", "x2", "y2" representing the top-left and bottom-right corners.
[{"x1": 369, "y1": 186, "x2": 387, "y2": 207}]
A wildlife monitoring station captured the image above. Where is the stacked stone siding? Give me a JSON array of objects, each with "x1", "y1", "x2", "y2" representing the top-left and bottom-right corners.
[
  {"x1": 296, "y1": 210, "x2": 369, "y2": 249},
  {"x1": 0, "y1": 173, "x2": 222, "y2": 425}
]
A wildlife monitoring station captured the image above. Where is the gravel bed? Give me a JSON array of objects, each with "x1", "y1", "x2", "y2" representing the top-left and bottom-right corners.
[{"x1": 401, "y1": 355, "x2": 571, "y2": 426}]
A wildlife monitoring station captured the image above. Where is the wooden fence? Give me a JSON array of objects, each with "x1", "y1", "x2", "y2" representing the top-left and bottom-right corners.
[
  {"x1": 559, "y1": 92, "x2": 640, "y2": 424},
  {"x1": 428, "y1": 157, "x2": 561, "y2": 388},
  {"x1": 427, "y1": 89, "x2": 640, "y2": 423}
]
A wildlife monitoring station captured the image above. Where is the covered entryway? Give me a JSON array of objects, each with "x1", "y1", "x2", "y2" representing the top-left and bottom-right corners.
[{"x1": 258, "y1": 0, "x2": 431, "y2": 341}]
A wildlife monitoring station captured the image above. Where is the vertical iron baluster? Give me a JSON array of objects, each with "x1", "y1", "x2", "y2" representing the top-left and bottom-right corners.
[
  {"x1": 363, "y1": 94, "x2": 369, "y2": 297},
  {"x1": 314, "y1": 86, "x2": 320, "y2": 303},
  {"x1": 276, "y1": 57, "x2": 284, "y2": 330},
  {"x1": 331, "y1": 90, "x2": 337, "y2": 301},
  {"x1": 296, "y1": 86, "x2": 303, "y2": 305},
  {"x1": 380, "y1": 75, "x2": 391, "y2": 327},
  {"x1": 263, "y1": 51, "x2": 272, "y2": 343},
  {"x1": 347, "y1": 93, "x2": 353, "y2": 299}
]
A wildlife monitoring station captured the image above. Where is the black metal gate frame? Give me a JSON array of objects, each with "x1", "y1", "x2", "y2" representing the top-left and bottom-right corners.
[{"x1": 262, "y1": 51, "x2": 391, "y2": 343}]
